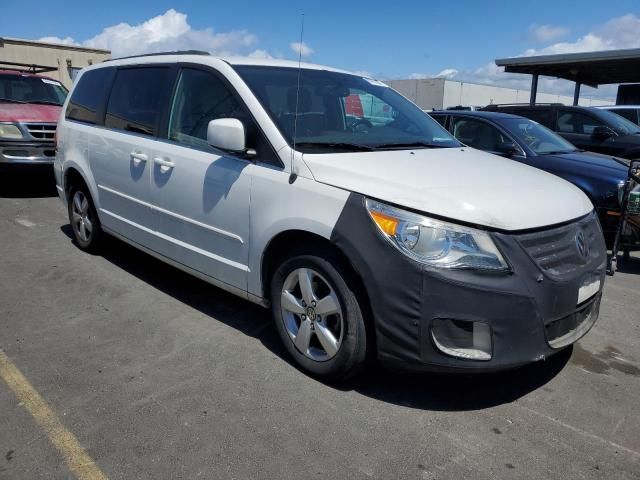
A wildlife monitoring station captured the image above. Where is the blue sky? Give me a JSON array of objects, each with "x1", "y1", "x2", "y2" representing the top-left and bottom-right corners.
[{"x1": 2, "y1": 0, "x2": 639, "y2": 98}]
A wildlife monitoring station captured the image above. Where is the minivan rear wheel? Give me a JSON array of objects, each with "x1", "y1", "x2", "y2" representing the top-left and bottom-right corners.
[
  {"x1": 68, "y1": 186, "x2": 102, "y2": 252},
  {"x1": 271, "y1": 249, "x2": 368, "y2": 381}
]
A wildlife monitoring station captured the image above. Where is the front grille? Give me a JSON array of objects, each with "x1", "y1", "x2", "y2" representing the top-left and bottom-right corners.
[
  {"x1": 545, "y1": 294, "x2": 600, "y2": 348},
  {"x1": 24, "y1": 123, "x2": 56, "y2": 141},
  {"x1": 516, "y1": 213, "x2": 605, "y2": 280}
]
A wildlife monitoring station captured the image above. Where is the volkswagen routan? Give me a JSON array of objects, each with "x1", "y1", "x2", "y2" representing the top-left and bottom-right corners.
[{"x1": 55, "y1": 52, "x2": 606, "y2": 380}]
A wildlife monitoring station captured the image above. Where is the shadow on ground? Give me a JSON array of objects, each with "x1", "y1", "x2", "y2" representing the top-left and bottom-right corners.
[
  {"x1": 59, "y1": 224, "x2": 570, "y2": 411},
  {"x1": 0, "y1": 166, "x2": 57, "y2": 198}
]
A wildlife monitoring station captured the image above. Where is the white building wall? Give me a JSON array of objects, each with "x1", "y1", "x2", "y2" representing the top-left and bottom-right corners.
[{"x1": 383, "y1": 78, "x2": 612, "y2": 110}]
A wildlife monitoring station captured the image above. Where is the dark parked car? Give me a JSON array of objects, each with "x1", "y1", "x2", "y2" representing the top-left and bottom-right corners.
[
  {"x1": 431, "y1": 110, "x2": 628, "y2": 243},
  {"x1": 481, "y1": 104, "x2": 640, "y2": 160},
  {"x1": 595, "y1": 105, "x2": 640, "y2": 126}
]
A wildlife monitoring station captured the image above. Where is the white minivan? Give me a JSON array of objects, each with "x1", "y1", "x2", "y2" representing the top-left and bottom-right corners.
[{"x1": 55, "y1": 52, "x2": 606, "y2": 380}]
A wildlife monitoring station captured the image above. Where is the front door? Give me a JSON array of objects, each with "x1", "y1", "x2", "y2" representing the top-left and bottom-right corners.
[
  {"x1": 149, "y1": 67, "x2": 254, "y2": 291},
  {"x1": 556, "y1": 109, "x2": 620, "y2": 156}
]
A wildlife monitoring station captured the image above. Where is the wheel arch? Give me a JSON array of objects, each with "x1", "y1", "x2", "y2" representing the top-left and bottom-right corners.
[{"x1": 260, "y1": 229, "x2": 375, "y2": 345}]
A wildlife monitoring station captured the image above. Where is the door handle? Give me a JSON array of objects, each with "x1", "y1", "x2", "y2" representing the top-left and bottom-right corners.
[
  {"x1": 130, "y1": 151, "x2": 148, "y2": 166},
  {"x1": 153, "y1": 156, "x2": 175, "y2": 173}
]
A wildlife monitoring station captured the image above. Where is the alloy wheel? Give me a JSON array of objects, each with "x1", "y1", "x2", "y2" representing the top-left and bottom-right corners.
[{"x1": 280, "y1": 268, "x2": 344, "y2": 361}]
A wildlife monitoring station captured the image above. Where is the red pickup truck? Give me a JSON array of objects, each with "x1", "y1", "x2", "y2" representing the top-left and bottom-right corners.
[{"x1": 0, "y1": 70, "x2": 68, "y2": 166}]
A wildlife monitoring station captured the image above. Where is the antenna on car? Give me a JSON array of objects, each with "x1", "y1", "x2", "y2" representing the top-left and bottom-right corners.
[{"x1": 289, "y1": 13, "x2": 305, "y2": 184}]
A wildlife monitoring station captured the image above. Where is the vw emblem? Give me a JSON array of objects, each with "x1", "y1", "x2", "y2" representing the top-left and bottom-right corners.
[{"x1": 575, "y1": 230, "x2": 589, "y2": 258}]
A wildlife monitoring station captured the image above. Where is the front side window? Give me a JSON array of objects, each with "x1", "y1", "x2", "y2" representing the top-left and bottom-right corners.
[
  {"x1": 233, "y1": 66, "x2": 459, "y2": 153},
  {"x1": 451, "y1": 117, "x2": 512, "y2": 152},
  {"x1": 168, "y1": 68, "x2": 245, "y2": 149},
  {"x1": 593, "y1": 108, "x2": 640, "y2": 135},
  {"x1": 105, "y1": 67, "x2": 172, "y2": 136},
  {"x1": 501, "y1": 118, "x2": 576, "y2": 154},
  {"x1": 0, "y1": 74, "x2": 67, "y2": 106}
]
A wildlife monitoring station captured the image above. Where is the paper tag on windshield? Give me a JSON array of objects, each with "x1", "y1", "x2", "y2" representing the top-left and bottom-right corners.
[{"x1": 41, "y1": 79, "x2": 62, "y2": 86}]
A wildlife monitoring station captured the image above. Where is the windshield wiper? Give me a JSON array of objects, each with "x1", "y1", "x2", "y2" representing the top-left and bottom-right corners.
[
  {"x1": 543, "y1": 150, "x2": 576, "y2": 155},
  {"x1": 373, "y1": 141, "x2": 451, "y2": 150},
  {"x1": 294, "y1": 142, "x2": 374, "y2": 151},
  {"x1": 29, "y1": 100, "x2": 63, "y2": 106},
  {"x1": 0, "y1": 98, "x2": 27, "y2": 104}
]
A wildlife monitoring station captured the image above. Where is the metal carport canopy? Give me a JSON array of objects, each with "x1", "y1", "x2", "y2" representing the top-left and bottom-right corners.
[{"x1": 495, "y1": 48, "x2": 640, "y2": 88}]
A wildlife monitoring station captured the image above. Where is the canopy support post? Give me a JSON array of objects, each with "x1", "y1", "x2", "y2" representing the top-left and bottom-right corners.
[
  {"x1": 573, "y1": 82, "x2": 581, "y2": 105},
  {"x1": 530, "y1": 74, "x2": 538, "y2": 105}
]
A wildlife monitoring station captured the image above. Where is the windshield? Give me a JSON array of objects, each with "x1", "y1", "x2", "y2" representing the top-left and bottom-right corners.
[
  {"x1": 501, "y1": 118, "x2": 576, "y2": 154},
  {"x1": 593, "y1": 108, "x2": 640, "y2": 135},
  {"x1": 233, "y1": 66, "x2": 460, "y2": 152},
  {"x1": 0, "y1": 74, "x2": 68, "y2": 106}
]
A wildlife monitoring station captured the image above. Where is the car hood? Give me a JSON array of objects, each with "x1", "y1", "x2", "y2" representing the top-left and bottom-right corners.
[
  {"x1": 302, "y1": 147, "x2": 593, "y2": 231},
  {"x1": 0, "y1": 103, "x2": 61, "y2": 123},
  {"x1": 546, "y1": 151, "x2": 628, "y2": 176}
]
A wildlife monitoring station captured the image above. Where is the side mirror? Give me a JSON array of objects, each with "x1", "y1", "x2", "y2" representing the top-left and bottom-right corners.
[
  {"x1": 206, "y1": 118, "x2": 247, "y2": 153},
  {"x1": 496, "y1": 141, "x2": 520, "y2": 157},
  {"x1": 592, "y1": 125, "x2": 616, "y2": 140}
]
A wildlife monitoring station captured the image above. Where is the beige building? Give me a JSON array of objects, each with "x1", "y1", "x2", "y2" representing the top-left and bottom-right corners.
[{"x1": 0, "y1": 37, "x2": 111, "y2": 89}]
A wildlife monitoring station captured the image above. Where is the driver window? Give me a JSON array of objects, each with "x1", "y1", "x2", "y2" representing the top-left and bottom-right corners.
[
  {"x1": 168, "y1": 68, "x2": 246, "y2": 149},
  {"x1": 558, "y1": 111, "x2": 604, "y2": 135},
  {"x1": 451, "y1": 117, "x2": 509, "y2": 152}
]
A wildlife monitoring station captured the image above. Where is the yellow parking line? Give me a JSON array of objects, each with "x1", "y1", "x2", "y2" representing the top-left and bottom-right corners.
[{"x1": 0, "y1": 350, "x2": 108, "y2": 480}]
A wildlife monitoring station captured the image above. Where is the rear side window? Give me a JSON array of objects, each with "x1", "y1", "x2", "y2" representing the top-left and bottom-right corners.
[
  {"x1": 519, "y1": 109, "x2": 552, "y2": 128},
  {"x1": 105, "y1": 67, "x2": 172, "y2": 136},
  {"x1": 65, "y1": 68, "x2": 113, "y2": 124}
]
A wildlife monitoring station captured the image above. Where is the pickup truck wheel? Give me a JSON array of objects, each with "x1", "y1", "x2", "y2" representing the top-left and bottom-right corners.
[
  {"x1": 68, "y1": 186, "x2": 102, "y2": 252},
  {"x1": 271, "y1": 250, "x2": 368, "y2": 381}
]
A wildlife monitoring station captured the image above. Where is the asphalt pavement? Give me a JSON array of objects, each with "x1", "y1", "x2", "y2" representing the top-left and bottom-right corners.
[{"x1": 0, "y1": 168, "x2": 639, "y2": 480}]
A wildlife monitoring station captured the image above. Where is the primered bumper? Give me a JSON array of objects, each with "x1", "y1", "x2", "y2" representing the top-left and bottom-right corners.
[
  {"x1": 331, "y1": 194, "x2": 607, "y2": 373},
  {"x1": 0, "y1": 141, "x2": 56, "y2": 165}
]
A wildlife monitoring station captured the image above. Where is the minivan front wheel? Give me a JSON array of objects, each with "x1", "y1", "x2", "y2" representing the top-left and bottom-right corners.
[
  {"x1": 271, "y1": 250, "x2": 368, "y2": 380},
  {"x1": 68, "y1": 186, "x2": 102, "y2": 251}
]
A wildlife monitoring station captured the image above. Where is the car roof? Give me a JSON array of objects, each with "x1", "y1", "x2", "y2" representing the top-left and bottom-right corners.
[
  {"x1": 0, "y1": 69, "x2": 55, "y2": 80},
  {"x1": 98, "y1": 52, "x2": 359, "y2": 76},
  {"x1": 594, "y1": 105, "x2": 640, "y2": 109},
  {"x1": 431, "y1": 110, "x2": 525, "y2": 120}
]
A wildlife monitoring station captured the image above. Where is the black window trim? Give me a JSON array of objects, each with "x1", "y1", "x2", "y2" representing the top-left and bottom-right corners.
[{"x1": 159, "y1": 62, "x2": 283, "y2": 168}]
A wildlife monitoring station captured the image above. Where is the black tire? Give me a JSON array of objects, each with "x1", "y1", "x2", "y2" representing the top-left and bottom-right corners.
[
  {"x1": 67, "y1": 183, "x2": 103, "y2": 252},
  {"x1": 270, "y1": 247, "x2": 368, "y2": 381}
]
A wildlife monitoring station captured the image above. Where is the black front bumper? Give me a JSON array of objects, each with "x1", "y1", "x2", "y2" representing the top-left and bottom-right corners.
[{"x1": 330, "y1": 195, "x2": 607, "y2": 372}]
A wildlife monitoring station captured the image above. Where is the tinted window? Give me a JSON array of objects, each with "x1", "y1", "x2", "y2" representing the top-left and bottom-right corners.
[
  {"x1": 168, "y1": 68, "x2": 245, "y2": 148},
  {"x1": 451, "y1": 117, "x2": 513, "y2": 152},
  {"x1": 519, "y1": 109, "x2": 552, "y2": 127},
  {"x1": 432, "y1": 115, "x2": 448, "y2": 128},
  {"x1": 66, "y1": 68, "x2": 112, "y2": 124},
  {"x1": 105, "y1": 67, "x2": 172, "y2": 136},
  {"x1": 557, "y1": 110, "x2": 604, "y2": 134}
]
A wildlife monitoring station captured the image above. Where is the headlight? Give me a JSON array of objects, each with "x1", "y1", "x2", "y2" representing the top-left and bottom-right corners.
[
  {"x1": 0, "y1": 123, "x2": 24, "y2": 140},
  {"x1": 365, "y1": 199, "x2": 509, "y2": 271}
]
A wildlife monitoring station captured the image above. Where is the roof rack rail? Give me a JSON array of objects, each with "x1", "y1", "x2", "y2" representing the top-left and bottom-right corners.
[
  {"x1": 105, "y1": 50, "x2": 211, "y2": 62},
  {"x1": 482, "y1": 102, "x2": 564, "y2": 109}
]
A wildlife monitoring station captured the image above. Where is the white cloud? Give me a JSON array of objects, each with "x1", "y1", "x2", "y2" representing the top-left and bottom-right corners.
[
  {"x1": 37, "y1": 36, "x2": 78, "y2": 46},
  {"x1": 290, "y1": 41, "x2": 314, "y2": 58},
  {"x1": 529, "y1": 24, "x2": 569, "y2": 43},
  {"x1": 38, "y1": 9, "x2": 261, "y2": 58},
  {"x1": 407, "y1": 69, "x2": 458, "y2": 80},
  {"x1": 405, "y1": 14, "x2": 640, "y2": 100},
  {"x1": 247, "y1": 49, "x2": 272, "y2": 59},
  {"x1": 524, "y1": 14, "x2": 640, "y2": 56}
]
